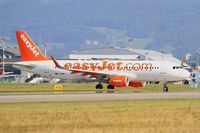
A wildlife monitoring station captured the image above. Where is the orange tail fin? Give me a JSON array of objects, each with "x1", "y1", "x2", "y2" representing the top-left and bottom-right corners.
[{"x1": 16, "y1": 30, "x2": 47, "y2": 61}]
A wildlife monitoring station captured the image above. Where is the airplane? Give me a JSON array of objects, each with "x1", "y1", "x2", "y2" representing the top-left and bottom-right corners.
[{"x1": 13, "y1": 30, "x2": 191, "y2": 92}]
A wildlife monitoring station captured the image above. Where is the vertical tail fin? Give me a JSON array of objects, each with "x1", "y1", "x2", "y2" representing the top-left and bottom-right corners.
[{"x1": 16, "y1": 30, "x2": 47, "y2": 61}]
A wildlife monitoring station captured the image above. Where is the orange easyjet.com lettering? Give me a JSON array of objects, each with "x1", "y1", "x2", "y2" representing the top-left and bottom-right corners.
[{"x1": 64, "y1": 61, "x2": 152, "y2": 72}]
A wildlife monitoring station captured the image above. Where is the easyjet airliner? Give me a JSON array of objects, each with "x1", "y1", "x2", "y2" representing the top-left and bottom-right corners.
[{"x1": 13, "y1": 30, "x2": 190, "y2": 92}]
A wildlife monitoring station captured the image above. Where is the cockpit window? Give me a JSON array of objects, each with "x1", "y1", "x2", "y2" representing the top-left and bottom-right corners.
[{"x1": 173, "y1": 66, "x2": 183, "y2": 69}]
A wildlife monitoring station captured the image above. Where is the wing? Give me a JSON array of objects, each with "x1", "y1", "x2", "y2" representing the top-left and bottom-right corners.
[{"x1": 51, "y1": 56, "x2": 110, "y2": 79}]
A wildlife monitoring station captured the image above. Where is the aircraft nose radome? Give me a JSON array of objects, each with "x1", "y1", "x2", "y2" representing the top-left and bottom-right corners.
[
  {"x1": 183, "y1": 70, "x2": 190, "y2": 79},
  {"x1": 186, "y1": 71, "x2": 191, "y2": 78}
]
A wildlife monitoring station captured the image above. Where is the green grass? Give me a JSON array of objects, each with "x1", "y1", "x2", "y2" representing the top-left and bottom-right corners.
[
  {"x1": 0, "y1": 99, "x2": 200, "y2": 133},
  {"x1": 0, "y1": 83, "x2": 199, "y2": 93}
]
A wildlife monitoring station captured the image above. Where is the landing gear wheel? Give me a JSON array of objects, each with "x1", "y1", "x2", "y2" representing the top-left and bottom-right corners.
[
  {"x1": 163, "y1": 84, "x2": 168, "y2": 92},
  {"x1": 96, "y1": 84, "x2": 103, "y2": 89},
  {"x1": 107, "y1": 85, "x2": 115, "y2": 89}
]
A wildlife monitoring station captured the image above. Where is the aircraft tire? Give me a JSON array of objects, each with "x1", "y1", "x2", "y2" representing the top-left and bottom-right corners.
[
  {"x1": 163, "y1": 86, "x2": 168, "y2": 92},
  {"x1": 107, "y1": 85, "x2": 115, "y2": 89},
  {"x1": 96, "y1": 84, "x2": 103, "y2": 89}
]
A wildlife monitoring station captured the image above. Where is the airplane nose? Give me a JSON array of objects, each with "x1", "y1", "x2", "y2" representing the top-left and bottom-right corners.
[{"x1": 183, "y1": 70, "x2": 190, "y2": 79}]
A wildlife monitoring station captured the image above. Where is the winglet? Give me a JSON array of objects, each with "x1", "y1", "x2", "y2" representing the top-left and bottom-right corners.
[{"x1": 51, "y1": 56, "x2": 62, "y2": 68}]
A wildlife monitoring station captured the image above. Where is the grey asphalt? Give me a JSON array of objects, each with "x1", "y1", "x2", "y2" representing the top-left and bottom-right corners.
[{"x1": 0, "y1": 92, "x2": 200, "y2": 103}]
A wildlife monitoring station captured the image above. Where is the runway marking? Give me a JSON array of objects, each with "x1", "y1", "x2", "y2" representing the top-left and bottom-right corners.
[{"x1": 0, "y1": 92, "x2": 200, "y2": 103}]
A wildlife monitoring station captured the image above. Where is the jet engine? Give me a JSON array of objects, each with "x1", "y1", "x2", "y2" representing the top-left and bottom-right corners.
[{"x1": 109, "y1": 76, "x2": 129, "y2": 87}]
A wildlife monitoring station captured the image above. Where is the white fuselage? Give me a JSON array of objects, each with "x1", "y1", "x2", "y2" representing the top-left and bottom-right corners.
[{"x1": 13, "y1": 60, "x2": 190, "y2": 82}]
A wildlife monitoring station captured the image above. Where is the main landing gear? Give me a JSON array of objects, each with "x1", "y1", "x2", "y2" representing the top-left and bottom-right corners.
[
  {"x1": 107, "y1": 84, "x2": 115, "y2": 89},
  {"x1": 95, "y1": 84, "x2": 115, "y2": 89},
  {"x1": 96, "y1": 84, "x2": 103, "y2": 89},
  {"x1": 163, "y1": 83, "x2": 169, "y2": 92}
]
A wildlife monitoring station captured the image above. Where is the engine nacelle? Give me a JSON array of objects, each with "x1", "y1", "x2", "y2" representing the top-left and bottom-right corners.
[
  {"x1": 128, "y1": 80, "x2": 145, "y2": 87},
  {"x1": 109, "y1": 76, "x2": 129, "y2": 87}
]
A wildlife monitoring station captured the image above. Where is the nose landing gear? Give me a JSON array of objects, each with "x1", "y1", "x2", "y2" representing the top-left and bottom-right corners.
[{"x1": 163, "y1": 83, "x2": 168, "y2": 92}]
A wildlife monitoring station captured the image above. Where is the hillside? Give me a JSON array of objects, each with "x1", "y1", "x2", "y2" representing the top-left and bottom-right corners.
[{"x1": 0, "y1": 0, "x2": 200, "y2": 57}]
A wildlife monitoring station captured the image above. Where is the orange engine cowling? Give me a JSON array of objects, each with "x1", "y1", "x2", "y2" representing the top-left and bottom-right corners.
[
  {"x1": 128, "y1": 80, "x2": 144, "y2": 87},
  {"x1": 109, "y1": 76, "x2": 129, "y2": 87}
]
